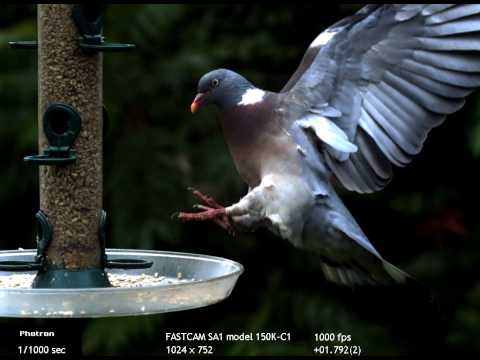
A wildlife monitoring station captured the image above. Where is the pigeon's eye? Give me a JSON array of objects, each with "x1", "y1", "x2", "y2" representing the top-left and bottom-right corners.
[{"x1": 211, "y1": 78, "x2": 220, "y2": 88}]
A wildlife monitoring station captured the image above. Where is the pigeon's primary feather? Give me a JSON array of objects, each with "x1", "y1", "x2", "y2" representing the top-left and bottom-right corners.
[
  {"x1": 189, "y1": 4, "x2": 480, "y2": 286},
  {"x1": 284, "y1": 4, "x2": 480, "y2": 193}
]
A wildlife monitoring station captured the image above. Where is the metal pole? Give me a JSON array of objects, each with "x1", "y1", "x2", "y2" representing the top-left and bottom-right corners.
[{"x1": 34, "y1": 4, "x2": 108, "y2": 287}]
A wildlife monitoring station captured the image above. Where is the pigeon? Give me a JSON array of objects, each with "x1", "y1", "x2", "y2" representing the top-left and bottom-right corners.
[{"x1": 179, "y1": 4, "x2": 480, "y2": 286}]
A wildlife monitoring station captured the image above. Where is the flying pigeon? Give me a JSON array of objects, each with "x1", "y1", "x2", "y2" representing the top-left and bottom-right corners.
[{"x1": 178, "y1": 4, "x2": 480, "y2": 286}]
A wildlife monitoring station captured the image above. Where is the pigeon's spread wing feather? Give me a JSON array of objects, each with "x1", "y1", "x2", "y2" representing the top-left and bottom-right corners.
[
  {"x1": 280, "y1": 4, "x2": 383, "y2": 93},
  {"x1": 285, "y1": 4, "x2": 480, "y2": 193}
]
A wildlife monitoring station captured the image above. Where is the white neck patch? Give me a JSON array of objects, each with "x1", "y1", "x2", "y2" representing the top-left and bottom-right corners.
[
  {"x1": 310, "y1": 30, "x2": 337, "y2": 48},
  {"x1": 237, "y1": 88, "x2": 265, "y2": 106}
]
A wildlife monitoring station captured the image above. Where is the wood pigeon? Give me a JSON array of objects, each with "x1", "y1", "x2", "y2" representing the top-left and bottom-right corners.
[{"x1": 178, "y1": 4, "x2": 480, "y2": 286}]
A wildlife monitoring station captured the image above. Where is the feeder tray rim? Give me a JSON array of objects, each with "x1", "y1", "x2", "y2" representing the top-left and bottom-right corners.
[{"x1": 0, "y1": 248, "x2": 244, "y2": 293}]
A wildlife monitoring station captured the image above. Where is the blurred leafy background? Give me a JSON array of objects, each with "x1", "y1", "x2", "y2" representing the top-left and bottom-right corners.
[{"x1": 0, "y1": 4, "x2": 479, "y2": 356}]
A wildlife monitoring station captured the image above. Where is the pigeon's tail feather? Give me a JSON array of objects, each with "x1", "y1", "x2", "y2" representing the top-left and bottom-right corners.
[
  {"x1": 320, "y1": 258, "x2": 411, "y2": 287},
  {"x1": 320, "y1": 262, "x2": 375, "y2": 286},
  {"x1": 382, "y1": 259, "x2": 411, "y2": 283}
]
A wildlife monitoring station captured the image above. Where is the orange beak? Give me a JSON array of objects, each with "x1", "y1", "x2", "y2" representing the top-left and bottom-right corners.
[{"x1": 190, "y1": 93, "x2": 206, "y2": 113}]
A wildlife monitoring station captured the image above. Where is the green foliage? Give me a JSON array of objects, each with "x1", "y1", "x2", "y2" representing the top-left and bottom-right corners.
[
  {"x1": 467, "y1": 96, "x2": 480, "y2": 158},
  {"x1": 448, "y1": 284, "x2": 480, "y2": 353}
]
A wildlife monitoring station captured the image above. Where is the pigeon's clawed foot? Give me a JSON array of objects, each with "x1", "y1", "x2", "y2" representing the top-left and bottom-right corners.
[
  {"x1": 176, "y1": 188, "x2": 236, "y2": 236},
  {"x1": 178, "y1": 205, "x2": 225, "y2": 221},
  {"x1": 188, "y1": 187, "x2": 224, "y2": 209}
]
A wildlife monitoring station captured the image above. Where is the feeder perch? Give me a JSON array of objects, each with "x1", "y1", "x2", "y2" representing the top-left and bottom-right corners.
[
  {"x1": 9, "y1": 4, "x2": 136, "y2": 52},
  {"x1": 72, "y1": 4, "x2": 136, "y2": 53},
  {"x1": 8, "y1": 41, "x2": 38, "y2": 49},
  {"x1": 24, "y1": 103, "x2": 81, "y2": 165},
  {"x1": 0, "y1": 4, "x2": 243, "y2": 318}
]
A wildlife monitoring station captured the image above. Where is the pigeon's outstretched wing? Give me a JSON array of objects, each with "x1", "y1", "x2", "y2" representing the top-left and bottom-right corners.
[{"x1": 284, "y1": 4, "x2": 480, "y2": 193}]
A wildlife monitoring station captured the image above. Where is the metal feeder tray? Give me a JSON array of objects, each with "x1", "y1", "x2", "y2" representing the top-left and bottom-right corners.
[{"x1": 0, "y1": 249, "x2": 243, "y2": 318}]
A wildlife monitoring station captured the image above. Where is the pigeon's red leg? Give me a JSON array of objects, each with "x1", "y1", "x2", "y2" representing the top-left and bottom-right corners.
[
  {"x1": 192, "y1": 204, "x2": 236, "y2": 234},
  {"x1": 188, "y1": 187, "x2": 223, "y2": 209},
  {"x1": 177, "y1": 188, "x2": 236, "y2": 236},
  {"x1": 187, "y1": 187, "x2": 235, "y2": 232},
  {"x1": 194, "y1": 189, "x2": 237, "y2": 235},
  {"x1": 177, "y1": 207, "x2": 226, "y2": 221}
]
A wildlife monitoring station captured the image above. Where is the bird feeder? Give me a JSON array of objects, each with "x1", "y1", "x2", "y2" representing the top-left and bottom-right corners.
[{"x1": 0, "y1": 4, "x2": 242, "y2": 317}]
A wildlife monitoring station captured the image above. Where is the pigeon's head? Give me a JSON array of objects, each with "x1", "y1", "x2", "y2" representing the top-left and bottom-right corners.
[{"x1": 191, "y1": 69, "x2": 256, "y2": 113}]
